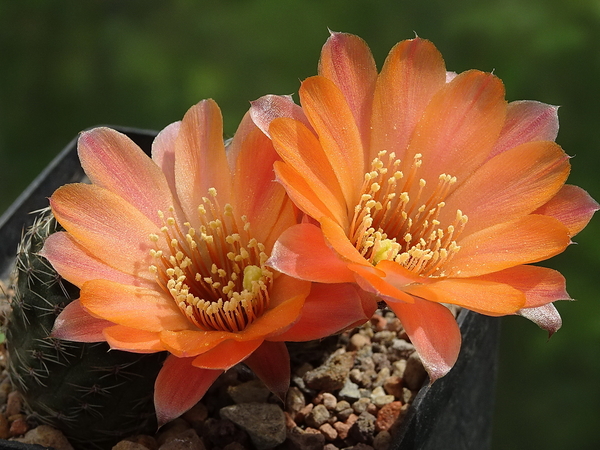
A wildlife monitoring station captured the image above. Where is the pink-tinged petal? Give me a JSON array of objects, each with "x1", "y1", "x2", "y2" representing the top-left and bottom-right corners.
[
  {"x1": 103, "y1": 325, "x2": 164, "y2": 353},
  {"x1": 192, "y1": 338, "x2": 263, "y2": 370},
  {"x1": 244, "y1": 341, "x2": 290, "y2": 400},
  {"x1": 78, "y1": 128, "x2": 174, "y2": 227},
  {"x1": 517, "y1": 303, "x2": 562, "y2": 337},
  {"x1": 50, "y1": 184, "x2": 161, "y2": 282},
  {"x1": 533, "y1": 184, "x2": 599, "y2": 237},
  {"x1": 386, "y1": 298, "x2": 461, "y2": 382},
  {"x1": 80, "y1": 279, "x2": 191, "y2": 332},
  {"x1": 371, "y1": 38, "x2": 446, "y2": 163},
  {"x1": 40, "y1": 232, "x2": 155, "y2": 289},
  {"x1": 300, "y1": 76, "x2": 365, "y2": 207},
  {"x1": 450, "y1": 215, "x2": 571, "y2": 278},
  {"x1": 268, "y1": 223, "x2": 356, "y2": 283},
  {"x1": 442, "y1": 141, "x2": 570, "y2": 235},
  {"x1": 51, "y1": 300, "x2": 112, "y2": 342},
  {"x1": 175, "y1": 99, "x2": 231, "y2": 226},
  {"x1": 273, "y1": 160, "x2": 342, "y2": 225},
  {"x1": 275, "y1": 283, "x2": 377, "y2": 342},
  {"x1": 154, "y1": 355, "x2": 223, "y2": 427},
  {"x1": 270, "y1": 117, "x2": 348, "y2": 228},
  {"x1": 232, "y1": 124, "x2": 298, "y2": 245},
  {"x1": 250, "y1": 94, "x2": 313, "y2": 138},
  {"x1": 406, "y1": 70, "x2": 506, "y2": 192},
  {"x1": 226, "y1": 111, "x2": 261, "y2": 169},
  {"x1": 404, "y1": 278, "x2": 526, "y2": 316},
  {"x1": 349, "y1": 263, "x2": 416, "y2": 304},
  {"x1": 159, "y1": 329, "x2": 232, "y2": 358},
  {"x1": 319, "y1": 32, "x2": 377, "y2": 145},
  {"x1": 490, "y1": 100, "x2": 559, "y2": 158},
  {"x1": 320, "y1": 216, "x2": 372, "y2": 266},
  {"x1": 475, "y1": 265, "x2": 570, "y2": 308},
  {"x1": 152, "y1": 121, "x2": 181, "y2": 197}
]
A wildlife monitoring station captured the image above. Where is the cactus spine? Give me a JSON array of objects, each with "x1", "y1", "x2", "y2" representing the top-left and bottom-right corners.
[{"x1": 6, "y1": 208, "x2": 166, "y2": 449}]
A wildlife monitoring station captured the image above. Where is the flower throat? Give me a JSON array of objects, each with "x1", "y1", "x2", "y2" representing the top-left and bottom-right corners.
[
  {"x1": 349, "y1": 151, "x2": 468, "y2": 277},
  {"x1": 148, "y1": 188, "x2": 273, "y2": 332}
]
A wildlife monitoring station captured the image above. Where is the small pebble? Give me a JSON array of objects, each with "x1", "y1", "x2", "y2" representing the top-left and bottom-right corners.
[
  {"x1": 324, "y1": 444, "x2": 340, "y2": 450},
  {"x1": 9, "y1": 415, "x2": 29, "y2": 437},
  {"x1": 182, "y1": 402, "x2": 208, "y2": 427},
  {"x1": 321, "y1": 392, "x2": 337, "y2": 410},
  {"x1": 14, "y1": 425, "x2": 73, "y2": 450},
  {"x1": 319, "y1": 422, "x2": 338, "y2": 441},
  {"x1": 158, "y1": 428, "x2": 204, "y2": 450},
  {"x1": 0, "y1": 413, "x2": 9, "y2": 439},
  {"x1": 349, "y1": 333, "x2": 371, "y2": 351},
  {"x1": 375, "y1": 401, "x2": 403, "y2": 432},
  {"x1": 227, "y1": 379, "x2": 271, "y2": 404},
  {"x1": 112, "y1": 441, "x2": 150, "y2": 450},
  {"x1": 349, "y1": 412, "x2": 376, "y2": 444},
  {"x1": 404, "y1": 353, "x2": 427, "y2": 390},
  {"x1": 305, "y1": 404, "x2": 330, "y2": 428},
  {"x1": 383, "y1": 375, "x2": 404, "y2": 398},
  {"x1": 373, "y1": 430, "x2": 392, "y2": 450},
  {"x1": 352, "y1": 398, "x2": 371, "y2": 414},
  {"x1": 339, "y1": 379, "x2": 361, "y2": 402},
  {"x1": 295, "y1": 403, "x2": 314, "y2": 424},
  {"x1": 285, "y1": 386, "x2": 306, "y2": 416},
  {"x1": 5, "y1": 391, "x2": 22, "y2": 416},
  {"x1": 370, "y1": 315, "x2": 387, "y2": 331}
]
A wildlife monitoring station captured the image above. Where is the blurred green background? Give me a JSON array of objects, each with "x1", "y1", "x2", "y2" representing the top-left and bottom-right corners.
[{"x1": 1, "y1": 0, "x2": 599, "y2": 448}]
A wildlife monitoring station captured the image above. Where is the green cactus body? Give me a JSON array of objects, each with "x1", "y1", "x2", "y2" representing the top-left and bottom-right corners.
[{"x1": 6, "y1": 209, "x2": 167, "y2": 449}]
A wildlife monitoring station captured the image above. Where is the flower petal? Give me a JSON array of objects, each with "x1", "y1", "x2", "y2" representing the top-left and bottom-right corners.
[
  {"x1": 533, "y1": 184, "x2": 599, "y2": 237},
  {"x1": 274, "y1": 283, "x2": 377, "y2": 341},
  {"x1": 268, "y1": 223, "x2": 356, "y2": 283},
  {"x1": 51, "y1": 300, "x2": 112, "y2": 342},
  {"x1": 244, "y1": 341, "x2": 290, "y2": 400},
  {"x1": 241, "y1": 275, "x2": 310, "y2": 340},
  {"x1": 300, "y1": 76, "x2": 365, "y2": 207},
  {"x1": 320, "y1": 216, "x2": 372, "y2": 266},
  {"x1": 349, "y1": 263, "x2": 415, "y2": 304},
  {"x1": 517, "y1": 303, "x2": 562, "y2": 337},
  {"x1": 103, "y1": 325, "x2": 164, "y2": 353},
  {"x1": 250, "y1": 94, "x2": 313, "y2": 138},
  {"x1": 175, "y1": 99, "x2": 231, "y2": 226},
  {"x1": 319, "y1": 32, "x2": 377, "y2": 144},
  {"x1": 386, "y1": 298, "x2": 462, "y2": 382},
  {"x1": 152, "y1": 121, "x2": 181, "y2": 197},
  {"x1": 41, "y1": 232, "x2": 155, "y2": 289},
  {"x1": 404, "y1": 278, "x2": 526, "y2": 316},
  {"x1": 273, "y1": 160, "x2": 340, "y2": 225},
  {"x1": 406, "y1": 70, "x2": 506, "y2": 191},
  {"x1": 232, "y1": 124, "x2": 298, "y2": 246},
  {"x1": 78, "y1": 128, "x2": 174, "y2": 227},
  {"x1": 192, "y1": 338, "x2": 263, "y2": 370},
  {"x1": 490, "y1": 100, "x2": 559, "y2": 158},
  {"x1": 442, "y1": 140, "x2": 570, "y2": 235},
  {"x1": 270, "y1": 117, "x2": 348, "y2": 227},
  {"x1": 371, "y1": 37, "x2": 446, "y2": 163},
  {"x1": 80, "y1": 279, "x2": 191, "y2": 332},
  {"x1": 50, "y1": 183, "x2": 160, "y2": 282},
  {"x1": 475, "y1": 265, "x2": 570, "y2": 308},
  {"x1": 159, "y1": 329, "x2": 232, "y2": 358},
  {"x1": 450, "y1": 215, "x2": 571, "y2": 277},
  {"x1": 154, "y1": 355, "x2": 223, "y2": 427}
]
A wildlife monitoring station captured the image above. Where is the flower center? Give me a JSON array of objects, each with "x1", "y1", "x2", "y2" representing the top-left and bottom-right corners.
[
  {"x1": 148, "y1": 188, "x2": 273, "y2": 332},
  {"x1": 349, "y1": 151, "x2": 468, "y2": 277}
]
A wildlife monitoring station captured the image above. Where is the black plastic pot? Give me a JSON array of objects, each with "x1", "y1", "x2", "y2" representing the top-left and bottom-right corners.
[{"x1": 0, "y1": 127, "x2": 500, "y2": 450}]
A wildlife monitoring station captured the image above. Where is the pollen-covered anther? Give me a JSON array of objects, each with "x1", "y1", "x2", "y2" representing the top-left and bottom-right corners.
[
  {"x1": 349, "y1": 153, "x2": 468, "y2": 277},
  {"x1": 147, "y1": 194, "x2": 273, "y2": 333}
]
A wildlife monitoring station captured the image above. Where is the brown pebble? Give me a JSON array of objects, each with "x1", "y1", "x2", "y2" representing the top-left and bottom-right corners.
[
  {"x1": 122, "y1": 435, "x2": 158, "y2": 450},
  {"x1": 0, "y1": 413, "x2": 9, "y2": 439},
  {"x1": 349, "y1": 333, "x2": 371, "y2": 351},
  {"x1": 321, "y1": 392, "x2": 337, "y2": 410},
  {"x1": 295, "y1": 402, "x2": 314, "y2": 424},
  {"x1": 14, "y1": 425, "x2": 73, "y2": 450},
  {"x1": 182, "y1": 402, "x2": 208, "y2": 426},
  {"x1": 333, "y1": 413, "x2": 357, "y2": 440},
  {"x1": 376, "y1": 401, "x2": 403, "y2": 432},
  {"x1": 367, "y1": 402, "x2": 378, "y2": 415},
  {"x1": 370, "y1": 314, "x2": 387, "y2": 332},
  {"x1": 6, "y1": 391, "x2": 22, "y2": 417},
  {"x1": 9, "y1": 415, "x2": 29, "y2": 437},
  {"x1": 385, "y1": 317, "x2": 403, "y2": 332},
  {"x1": 284, "y1": 411, "x2": 297, "y2": 429},
  {"x1": 112, "y1": 441, "x2": 150, "y2": 450},
  {"x1": 324, "y1": 444, "x2": 340, "y2": 450},
  {"x1": 319, "y1": 423, "x2": 338, "y2": 441},
  {"x1": 383, "y1": 375, "x2": 404, "y2": 398},
  {"x1": 158, "y1": 428, "x2": 204, "y2": 450},
  {"x1": 304, "y1": 427, "x2": 321, "y2": 435}
]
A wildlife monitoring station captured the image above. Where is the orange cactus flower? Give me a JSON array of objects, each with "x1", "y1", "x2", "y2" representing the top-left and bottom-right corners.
[
  {"x1": 42, "y1": 99, "x2": 374, "y2": 425},
  {"x1": 251, "y1": 32, "x2": 599, "y2": 381}
]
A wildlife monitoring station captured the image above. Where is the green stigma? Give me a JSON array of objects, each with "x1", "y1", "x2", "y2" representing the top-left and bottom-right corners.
[{"x1": 243, "y1": 265, "x2": 263, "y2": 292}]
